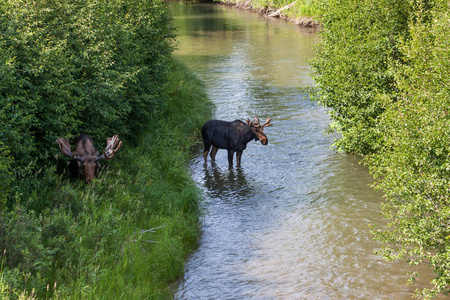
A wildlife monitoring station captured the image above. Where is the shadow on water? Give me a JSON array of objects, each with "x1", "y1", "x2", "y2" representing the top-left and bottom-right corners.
[{"x1": 201, "y1": 163, "x2": 255, "y2": 202}]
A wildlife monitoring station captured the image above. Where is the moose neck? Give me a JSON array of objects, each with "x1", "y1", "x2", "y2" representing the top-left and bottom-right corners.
[{"x1": 240, "y1": 125, "x2": 258, "y2": 144}]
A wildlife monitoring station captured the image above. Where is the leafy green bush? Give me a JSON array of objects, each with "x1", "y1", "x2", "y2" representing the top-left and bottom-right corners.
[
  {"x1": 310, "y1": 0, "x2": 411, "y2": 155},
  {"x1": 0, "y1": 141, "x2": 12, "y2": 207},
  {"x1": 0, "y1": 0, "x2": 175, "y2": 172},
  {"x1": 0, "y1": 0, "x2": 212, "y2": 297},
  {"x1": 312, "y1": 0, "x2": 450, "y2": 297},
  {"x1": 365, "y1": 2, "x2": 450, "y2": 298}
]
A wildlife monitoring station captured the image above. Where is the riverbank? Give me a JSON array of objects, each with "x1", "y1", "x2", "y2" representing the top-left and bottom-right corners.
[
  {"x1": 0, "y1": 58, "x2": 212, "y2": 299},
  {"x1": 1, "y1": 1, "x2": 214, "y2": 297},
  {"x1": 216, "y1": 0, "x2": 320, "y2": 28}
]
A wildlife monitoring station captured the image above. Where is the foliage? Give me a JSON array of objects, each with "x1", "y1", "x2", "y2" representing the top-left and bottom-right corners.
[
  {"x1": 0, "y1": 0, "x2": 213, "y2": 296},
  {"x1": 0, "y1": 58, "x2": 212, "y2": 299},
  {"x1": 310, "y1": 0, "x2": 411, "y2": 155},
  {"x1": 311, "y1": 0, "x2": 450, "y2": 297},
  {"x1": 0, "y1": 0, "x2": 176, "y2": 173},
  {"x1": 0, "y1": 141, "x2": 12, "y2": 207},
  {"x1": 365, "y1": 1, "x2": 450, "y2": 298}
]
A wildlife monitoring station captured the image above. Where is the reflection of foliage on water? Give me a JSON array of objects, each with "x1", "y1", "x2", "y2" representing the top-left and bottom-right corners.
[{"x1": 202, "y1": 164, "x2": 255, "y2": 201}]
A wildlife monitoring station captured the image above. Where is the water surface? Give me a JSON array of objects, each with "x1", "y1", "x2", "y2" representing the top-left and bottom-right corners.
[{"x1": 171, "y1": 2, "x2": 431, "y2": 299}]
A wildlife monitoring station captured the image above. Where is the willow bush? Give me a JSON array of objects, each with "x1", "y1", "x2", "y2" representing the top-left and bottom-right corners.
[
  {"x1": 312, "y1": 0, "x2": 450, "y2": 297},
  {"x1": 366, "y1": 2, "x2": 450, "y2": 298},
  {"x1": 310, "y1": 0, "x2": 411, "y2": 155},
  {"x1": 0, "y1": 0, "x2": 175, "y2": 174}
]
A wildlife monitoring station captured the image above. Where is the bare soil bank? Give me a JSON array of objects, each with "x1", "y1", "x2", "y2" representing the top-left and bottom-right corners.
[{"x1": 217, "y1": 0, "x2": 320, "y2": 28}]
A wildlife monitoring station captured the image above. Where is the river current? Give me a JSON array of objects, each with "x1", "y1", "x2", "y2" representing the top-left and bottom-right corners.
[{"x1": 171, "y1": 2, "x2": 431, "y2": 299}]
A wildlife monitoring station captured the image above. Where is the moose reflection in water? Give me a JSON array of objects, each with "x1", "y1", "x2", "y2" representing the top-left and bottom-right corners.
[
  {"x1": 56, "y1": 134, "x2": 122, "y2": 184},
  {"x1": 201, "y1": 116, "x2": 273, "y2": 166},
  {"x1": 202, "y1": 164, "x2": 255, "y2": 200}
]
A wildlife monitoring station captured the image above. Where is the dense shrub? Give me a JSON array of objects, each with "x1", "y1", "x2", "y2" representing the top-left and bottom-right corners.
[
  {"x1": 310, "y1": 0, "x2": 411, "y2": 155},
  {"x1": 0, "y1": 0, "x2": 175, "y2": 172},
  {"x1": 0, "y1": 58, "x2": 211, "y2": 299},
  {"x1": 312, "y1": 0, "x2": 450, "y2": 297},
  {"x1": 365, "y1": 2, "x2": 450, "y2": 298},
  {"x1": 0, "y1": 141, "x2": 12, "y2": 207}
]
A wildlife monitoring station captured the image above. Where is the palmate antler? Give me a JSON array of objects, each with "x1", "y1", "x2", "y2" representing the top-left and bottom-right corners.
[
  {"x1": 95, "y1": 135, "x2": 122, "y2": 161},
  {"x1": 247, "y1": 116, "x2": 273, "y2": 128},
  {"x1": 55, "y1": 138, "x2": 85, "y2": 162},
  {"x1": 261, "y1": 117, "x2": 273, "y2": 128}
]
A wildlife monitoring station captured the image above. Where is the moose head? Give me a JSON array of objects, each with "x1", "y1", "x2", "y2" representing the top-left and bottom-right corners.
[
  {"x1": 56, "y1": 134, "x2": 122, "y2": 183},
  {"x1": 246, "y1": 116, "x2": 273, "y2": 145}
]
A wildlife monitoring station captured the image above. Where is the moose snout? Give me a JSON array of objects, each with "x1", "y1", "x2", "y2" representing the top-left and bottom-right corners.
[{"x1": 84, "y1": 165, "x2": 97, "y2": 184}]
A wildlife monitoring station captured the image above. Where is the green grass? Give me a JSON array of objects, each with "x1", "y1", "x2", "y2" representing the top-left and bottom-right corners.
[
  {"x1": 222, "y1": 0, "x2": 320, "y2": 19},
  {"x1": 0, "y1": 58, "x2": 212, "y2": 299}
]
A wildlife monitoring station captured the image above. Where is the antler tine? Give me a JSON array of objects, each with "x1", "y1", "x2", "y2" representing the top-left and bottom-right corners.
[
  {"x1": 96, "y1": 135, "x2": 122, "y2": 161},
  {"x1": 104, "y1": 135, "x2": 122, "y2": 158},
  {"x1": 56, "y1": 138, "x2": 73, "y2": 157},
  {"x1": 56, "y1": 138, "x2": 85, "y2": 162},
  {"x1": 263, "y1": 118, "x2": 273, "y2": 127},
  {"x1": 253, "y1": 116, "x2": 260, "y2": 126}
]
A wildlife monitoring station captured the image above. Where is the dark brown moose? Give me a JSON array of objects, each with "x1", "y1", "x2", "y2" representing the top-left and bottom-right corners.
[
  {"x1": 56, "y1": 134, "x2": 122, "y2": 184},
  {"x1": 201, "y1": 116, "x2": 273, "y2": 166}
]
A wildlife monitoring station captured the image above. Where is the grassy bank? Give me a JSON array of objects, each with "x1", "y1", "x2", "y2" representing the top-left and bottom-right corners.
[
  {"x1": 217, "y1": 0, "x2": 320, "y2": 27},
  {"x1": 0, "y1": 58, "x2": 212, "y2": 299}
]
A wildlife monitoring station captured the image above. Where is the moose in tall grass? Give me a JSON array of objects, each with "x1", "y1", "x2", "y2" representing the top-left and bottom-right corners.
[
  {"x1": 201, "y1": 116, "x2": 273, "y2": 166},
  {"x1": 56, "y1": 134, "x2": 122, "y2": 184}
]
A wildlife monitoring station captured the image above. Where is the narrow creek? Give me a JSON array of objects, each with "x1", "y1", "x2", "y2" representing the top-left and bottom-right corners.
[{"x1": 170, "y1": 2, "x2": 430, "y2": 299}]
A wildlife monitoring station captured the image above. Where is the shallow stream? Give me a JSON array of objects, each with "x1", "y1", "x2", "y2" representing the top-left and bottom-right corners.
[{"x1": 171, "y1": 2, "x2": 430, "y2": 298}]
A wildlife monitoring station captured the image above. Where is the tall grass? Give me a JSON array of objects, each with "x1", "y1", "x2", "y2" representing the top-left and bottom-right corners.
[{"x1": 0, "y1": 58, "x2": 212, "y2": 299}]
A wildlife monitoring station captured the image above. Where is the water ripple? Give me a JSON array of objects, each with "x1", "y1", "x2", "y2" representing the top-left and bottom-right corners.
[{"x1": 172, "y1": 2, "x2": 434, "y2": 299}]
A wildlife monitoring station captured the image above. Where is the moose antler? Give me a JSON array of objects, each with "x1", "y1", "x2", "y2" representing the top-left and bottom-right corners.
[
  {"x1": 56, "y1": 138, "x2": 72, "y2": 157},
  {"x1": 262, "y1": 118, "x2": 273, "y2": 127},
  {"x1": 56, "y1": 138, "x2": 85, "y2": 162},
  {"x1": 96, "y1": 135, "x2": 122, "y2": 161},
  {"x1": 252, "y1": 116, "x2": 261, "y2": 127},
  {"x1": 248, "y1": 116, "x2": 273, "y2": 128}
]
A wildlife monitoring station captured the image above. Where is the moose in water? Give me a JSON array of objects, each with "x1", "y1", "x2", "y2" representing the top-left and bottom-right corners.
[
  {"x1": 201, "y1": 116, "x2": 273, "y2": 166},
  {"x1": 56, "y1": 134, "x2": 122, "y2": 184}
]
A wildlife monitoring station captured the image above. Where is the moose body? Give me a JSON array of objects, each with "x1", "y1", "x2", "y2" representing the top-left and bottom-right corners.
[
  {"x1": 56, "y1": 134, "x2": 122, "y2": 183},
  {"x1": 201, "y1": 117, "x2": 273, "y2": 166}
]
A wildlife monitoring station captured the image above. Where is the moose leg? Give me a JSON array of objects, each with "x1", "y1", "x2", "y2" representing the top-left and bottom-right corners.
[
  {"x1": 202, "y1": 140, "x2": 211, "y2": 163},
  {"x1": 210, "y1": 146, "x2": 218, "y2": 161},
  {"x1": 227, "y1": 150, "x2": 235, "y2": 166},
  {"x1": 236, "y1": 151, "x2": 243, "y2": 166},
  {"x1": 203, "y1": 150, "x2": 209, "y2": 162}
]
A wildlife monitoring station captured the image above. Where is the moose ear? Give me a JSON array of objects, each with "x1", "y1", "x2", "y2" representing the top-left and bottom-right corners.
[
  {"x1": 56, "y1": 138, "x2": 73, "y2": 157},
  {"x1": 246, "y1": 119, "x2": 252, "y2": 125}
]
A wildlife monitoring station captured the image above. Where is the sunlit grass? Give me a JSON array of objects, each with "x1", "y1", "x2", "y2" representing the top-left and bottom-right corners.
[
  {"x1": 223, "y1": 0, "x2": 320, "y2": 19},
  {"x1": 0, "y1": 58, "x2": 212, "y2": 299}
]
